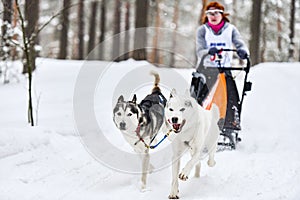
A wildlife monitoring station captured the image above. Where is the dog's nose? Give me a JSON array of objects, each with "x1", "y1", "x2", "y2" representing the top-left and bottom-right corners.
[
  {"x1": 120, "y1": 122, "x2": 126, "y2": 130},
  {"x1": 171, "y1": 117, "x2": 178, "y2": 124}
]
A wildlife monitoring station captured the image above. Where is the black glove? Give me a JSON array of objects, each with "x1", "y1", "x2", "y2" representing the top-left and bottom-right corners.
[
  {"x1": 208, "y1": 47, "x2": 219, "y2": 55},
  {"x1": 237, "y1": 49, "x2": 248, "y2": 59}
]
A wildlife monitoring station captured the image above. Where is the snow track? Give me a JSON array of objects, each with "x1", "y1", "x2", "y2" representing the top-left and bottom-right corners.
[{"x1": 0, "y1": 59, "x2": 300, "y2": 199}]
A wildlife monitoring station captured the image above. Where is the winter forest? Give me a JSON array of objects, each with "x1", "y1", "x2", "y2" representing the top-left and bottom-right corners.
[{"x1": 1, "y1": 0, "x2": 300, "y2": 70}]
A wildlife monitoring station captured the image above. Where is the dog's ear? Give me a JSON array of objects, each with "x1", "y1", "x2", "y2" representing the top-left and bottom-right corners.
[
  {"x1": 170, "y1": 88, "x2": 177, "y2": 98},
  {"x1": 184, "y1": 100, "x2": 193, "y2": 108},
  {"x1": 132, "y1": 94, "x2": 137, "y2": 104},
  {"x1": 117, "y1": 95, "x2": 124, "y2": 103}
]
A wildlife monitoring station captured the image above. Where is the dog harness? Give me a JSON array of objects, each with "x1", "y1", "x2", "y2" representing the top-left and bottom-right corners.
[
  {"x1": 134, "y1": 125, "x2": 172, "y2": 149},
  {"x1": 139, "y1": 92, "x2": 167, "y2": 124},
  {"x1": 148, "y1": 129, "x2": 172, "y2": 149},
  {"x1": 134, "y1": 91, "x2": 167, "y2": 148}
]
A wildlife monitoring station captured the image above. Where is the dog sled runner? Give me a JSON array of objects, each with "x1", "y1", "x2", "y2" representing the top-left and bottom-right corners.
[{"x1": 190, "y1": 49, "x2": 252, "y2": 150}]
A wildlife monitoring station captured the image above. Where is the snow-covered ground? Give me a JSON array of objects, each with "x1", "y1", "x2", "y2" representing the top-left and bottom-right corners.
[{"x1": 0, "y1": 58, "x2": 300, "y2": 200}]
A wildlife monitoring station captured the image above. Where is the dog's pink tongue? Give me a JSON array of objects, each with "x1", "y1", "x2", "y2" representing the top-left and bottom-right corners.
[{"x1": 173, "y1": 124, "x2": 180, "y2": 130}]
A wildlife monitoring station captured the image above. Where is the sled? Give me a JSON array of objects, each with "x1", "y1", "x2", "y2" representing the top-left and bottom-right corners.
[{"x1": 190, "y1": 49, "x2": 252, "y2": 150}]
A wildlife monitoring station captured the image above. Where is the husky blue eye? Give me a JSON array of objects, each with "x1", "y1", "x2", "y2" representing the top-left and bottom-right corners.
[{"x1": 180, "y1": 108, "x2": 185, "y2": 112}]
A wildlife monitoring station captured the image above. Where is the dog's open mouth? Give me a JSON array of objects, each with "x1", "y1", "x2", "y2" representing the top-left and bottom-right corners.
[{"x1": 168, "y1": 119, "x2": 186, "y2": 133}]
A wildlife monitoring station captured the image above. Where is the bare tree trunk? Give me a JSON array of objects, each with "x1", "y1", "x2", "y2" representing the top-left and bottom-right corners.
[
  {"x1": 1, "y1": 0, "x2": 12, "y2": 38},
  {"x1": 112, "y1": 0, "x2": 121, "y2": 61},
  {"x1": 1, "y1": 0, "x2": 13, "y2": 83},
  {"x1": 99, "y1": 0, "x2": 106, "y2": 60},
  {"x1": 77, "y1": 0, "x2": 85, "y2": 60},
  {"x1": 249, "y1": 0, "x2": 262, "y2": 65},
  {"x1": 276, "y1": 3, "x2": 282, "y2": 51},
  {"x1": 169, "y1": 0, "x2": 179, "y2": 67},
  {"x1": 87, "y1": 1, "x2": 98, "y2": 55},
  {"x1": 23, "y1": 0, "x2": 40, "y2": 73},
  {"x1": 123, "y1": 1, "x2": 130, "y2": 60},
  {"x1": 2, "y1": 0, "x2": 12, "y2": 23},
  {"x1": 58, "y1": 0, "x2": 71, "y2": 59},
  {"x1": 133, "y1": 0, "x2": 148, "y2": 60},
  {"x1": 150, "y1": 0, "x2": 161, "y2": 64},
  {"x1": 260, "y1": 3, "x2": 269, "y2": 63},
  {"x1": 1, "y1": 0, "x2": 12, "y2": 60},
  {"x1": 15, "y1": 0, "x2": 34, "y2": 126},
  {"x1": 288, "y1": 0, "x2": 296, "y2": 61},
  {"x1": 11, "y1": 1, "x2": 19, "y2": 60}
]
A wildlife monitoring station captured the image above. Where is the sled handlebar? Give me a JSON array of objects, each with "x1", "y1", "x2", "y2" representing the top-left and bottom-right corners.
[
  {"x1": 219, "y1": 49, "x2": 251, "y2": 70},
  {"x1": 198, "y1": 48, "x2": 251, "y2": 73}
]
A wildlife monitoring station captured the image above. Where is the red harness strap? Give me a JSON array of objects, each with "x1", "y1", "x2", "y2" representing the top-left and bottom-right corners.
[{"x1": 134, "y1": 124, "x2": 149, "y2": 148}]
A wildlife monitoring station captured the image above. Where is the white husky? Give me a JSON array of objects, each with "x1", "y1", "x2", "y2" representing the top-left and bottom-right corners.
[{"x1": 164, "y1": 89, "x2": 220, "y2": 199}]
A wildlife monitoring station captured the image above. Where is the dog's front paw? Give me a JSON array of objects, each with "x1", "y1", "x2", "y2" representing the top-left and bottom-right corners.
[
  {"x1": 207, "y1": 159, "x2": 216, "y2": 167},
  {"x1": 178, "y1": 173, "x2": 188, "y2": 181},
  {"x1": 140, "y1": 182, "x2": 146, "y2": 191},
  {"x1": 168, "y1": 194, "x2": 179, "y2": 199}
]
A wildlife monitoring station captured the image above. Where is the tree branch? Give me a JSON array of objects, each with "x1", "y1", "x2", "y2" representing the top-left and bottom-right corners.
[{"x1": 31, "y1": 2, "x2": 80, "y2": 43}]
